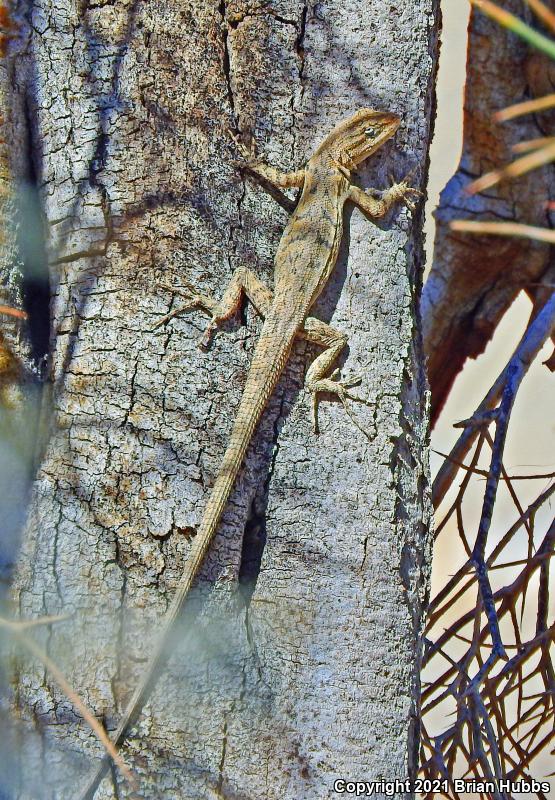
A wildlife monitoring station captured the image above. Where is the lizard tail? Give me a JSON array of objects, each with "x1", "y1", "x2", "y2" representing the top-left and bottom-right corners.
[{"x1": 79, "y1": 323, "x2": 294, "y2": 799}]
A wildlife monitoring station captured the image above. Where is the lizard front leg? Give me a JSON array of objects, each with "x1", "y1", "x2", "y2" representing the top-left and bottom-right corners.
[
  {"x1": 244, "y1": 162, "x2": 306, "y2": 190},
  {"x1": 349, "y1": 180, "x2": 420, "y2": 218},
  {"x1": 301, "y1": 317, "x2": 361, "y2": 433},
  {"x1": 157, "y1": 267, "x2": 273, "y2": 346},
  {"x1": 230, "y1": 132, "x2": 306, "y2": 190}
]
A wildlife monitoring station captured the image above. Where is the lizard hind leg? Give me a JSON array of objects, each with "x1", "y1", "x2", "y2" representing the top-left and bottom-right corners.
[
  {"x1": 301, "y1": 317, "x2": 362, "y2": 434},
  {"x1": 158, "y1": 267, "x2": 273, "y2": 347},
  {"x1": 199, "y1": 265, "x2": 273, "y2": 347}
]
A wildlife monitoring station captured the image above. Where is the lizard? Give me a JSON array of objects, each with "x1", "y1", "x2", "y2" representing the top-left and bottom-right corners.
[{"x1": 78, "y1": 108, "x2": 418, "y2": 799}]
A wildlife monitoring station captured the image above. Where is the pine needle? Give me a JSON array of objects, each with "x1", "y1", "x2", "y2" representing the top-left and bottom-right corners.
[
  {"x1": 0, "y1": 304, "x2": 27, "y2": 320},
  {"x1": 0, "y1": 615, "x2": 138, "y2": 792}
]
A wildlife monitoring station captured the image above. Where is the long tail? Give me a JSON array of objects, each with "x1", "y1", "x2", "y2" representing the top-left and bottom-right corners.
[{"x1": 79, "y1": 320, "x2": 295, "y2": 799}]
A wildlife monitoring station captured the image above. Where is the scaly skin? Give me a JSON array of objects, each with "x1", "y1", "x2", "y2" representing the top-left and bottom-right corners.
[{"x1": 79, "y1": 108, "x2": 418, "y2": 799}]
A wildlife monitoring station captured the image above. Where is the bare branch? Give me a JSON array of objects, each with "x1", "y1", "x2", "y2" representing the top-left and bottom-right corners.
[{"x1": 432, "y1": 292, "x2": 555, "y2": 508}]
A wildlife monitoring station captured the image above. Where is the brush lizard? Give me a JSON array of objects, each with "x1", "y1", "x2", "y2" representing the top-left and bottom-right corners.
[{"x1": 79, "y1": 108, "x2": 418, "y2": 798}]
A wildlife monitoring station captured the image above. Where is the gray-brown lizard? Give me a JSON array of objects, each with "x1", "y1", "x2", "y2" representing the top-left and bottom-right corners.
[{"x1": 79, "y1": 108, "x2": 417, "y2": 799}]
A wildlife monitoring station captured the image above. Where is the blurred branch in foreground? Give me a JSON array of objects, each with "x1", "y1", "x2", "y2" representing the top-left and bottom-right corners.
[{"x1": 0, "y1": 613, "x2": 138, "y2": 793}]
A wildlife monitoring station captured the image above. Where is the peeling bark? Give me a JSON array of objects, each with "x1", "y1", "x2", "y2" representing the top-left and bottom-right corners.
[
  {"x1": 8, "y1": 1, "x2": 436, "y2": 798},
  {"x1": 423, "y1": 0, "x2": 555, "y2": 424}
]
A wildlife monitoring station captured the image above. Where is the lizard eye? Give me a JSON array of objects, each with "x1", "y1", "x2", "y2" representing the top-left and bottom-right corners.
[{"x1": 364, "y1": 126, "x2": 377, "y2": 137}]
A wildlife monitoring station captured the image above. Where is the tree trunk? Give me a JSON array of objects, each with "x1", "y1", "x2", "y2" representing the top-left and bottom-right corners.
[{"x1": 9, "y1": 0, "x2": 437, "y2": 797}]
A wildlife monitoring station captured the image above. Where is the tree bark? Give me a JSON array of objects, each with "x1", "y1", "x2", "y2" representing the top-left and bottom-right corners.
[{"x1": 9, "y1": 0, "x2": 436, "y2": 797}]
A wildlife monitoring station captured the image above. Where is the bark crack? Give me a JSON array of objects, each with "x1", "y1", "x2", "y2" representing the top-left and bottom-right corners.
[
  {"x1": 238, "y1": 391, "x2": 286, "y2": 603},
  {"x1": 294, "y1": 4, "x2": 307, "y2": 105},
  {"x1": 219, "y1": 0, "x2": 235, "y2": 119},
  {"x1": 120, "y1": 355, "x2": 139, "y2": 428},
  {"x1": 216, "y1": 713, "x2": 228, "y2": 797},
  {"x1": 290, "y1": 4, "x2": 308, "y2": 165},
  {"x1": 51, "y1": 503, "x2": 63, "y2": 603},
  {"x1": 111, "y1": 529, "x2": 127, "y2": 718}
]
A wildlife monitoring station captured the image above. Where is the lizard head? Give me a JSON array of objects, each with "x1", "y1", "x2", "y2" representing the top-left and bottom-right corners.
[{"x1": 314, "y1": 108, "x2": 401, "y2": 170}]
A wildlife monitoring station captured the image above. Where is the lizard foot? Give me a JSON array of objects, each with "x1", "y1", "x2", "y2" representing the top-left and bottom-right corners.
[
  {"x1": 386, "y1": 169, "x2": 423, "y2": 212},
  {"x1": 154, "y1": 282, "x2": 219, "y2": 338},
  {"x1": 228, "y1": 128, "x2": 261, "y2": 171},
  {"x1": 307, "y1": 371, "x2": 363, "y2": 434},
  {"x1": 385, "y1": 181, "x2": 422, "y2": 212}
]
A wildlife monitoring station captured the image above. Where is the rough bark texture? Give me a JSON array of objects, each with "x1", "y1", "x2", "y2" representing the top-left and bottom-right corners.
[
  {"x1": 9, "y1": 0, "x2": 436, "y2": 798},
  {"x1": 422, "y1": 0, "x2": 555, "y2": 424}
]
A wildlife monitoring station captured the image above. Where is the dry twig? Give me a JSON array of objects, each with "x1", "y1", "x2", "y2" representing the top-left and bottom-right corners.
[
  {"x1": 421, "y1": 295, "x2": 555, "y2": 794},
  {"x1": 0, "y1": 614, "x2": 138, "y2": 793}
]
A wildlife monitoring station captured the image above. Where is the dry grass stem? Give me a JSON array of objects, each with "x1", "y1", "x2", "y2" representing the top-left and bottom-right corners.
[
  {"x1": 0, "y1": 615, "x2": 138, "y2": 792},
  {"x1": 496, "y1": 93, "x2": 555, "y2": 121},
  {"x1": 465, "y1": 140, "x2": 555, "y2": 194},
  {"x1": 0, "y1": 613, "x2": 70, "y2": 630},
  {"x1": 524, "y1": 0, "x2": 555, "y2": 34},
  {"x1": 512, "y1": 136, "x2": 555, "y2": 153}
]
